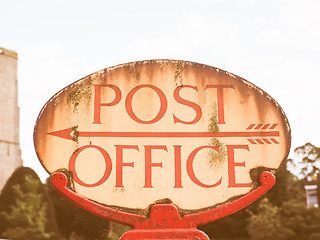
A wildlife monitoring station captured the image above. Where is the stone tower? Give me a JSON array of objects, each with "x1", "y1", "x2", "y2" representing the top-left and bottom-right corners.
[{"x1": 0, "y1": 47, "x2": 22, "y2": 192}]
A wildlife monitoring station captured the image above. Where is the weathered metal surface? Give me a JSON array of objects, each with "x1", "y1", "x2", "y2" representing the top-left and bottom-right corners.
[
  {"x1": 51, "y1": 171, "x2": 275, "y2": 239},
  {"x1": 34, "y1": 60, "x2": 290, "y2": 212}
]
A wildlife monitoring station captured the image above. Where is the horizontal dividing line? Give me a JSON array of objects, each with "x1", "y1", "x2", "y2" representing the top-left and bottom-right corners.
[{"x1": 78, "y1": 131, "x2": 280, "y2": 138}]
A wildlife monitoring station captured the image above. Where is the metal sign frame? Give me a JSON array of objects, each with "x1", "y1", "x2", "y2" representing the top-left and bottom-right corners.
[{"x1": 51, "y1": 171, "x2": 275, "y2": 239}]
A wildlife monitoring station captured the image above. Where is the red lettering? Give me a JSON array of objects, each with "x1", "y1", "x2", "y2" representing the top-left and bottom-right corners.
[
  {"x1": 227, "y1": 145, "x2": 252, "y2": 188},
  {"x1": 173, "y1": 85, "x2": 202, "y2": 125},
  {"x1": 186, "y1": 146, "x2": 222, "y2": 188},
  {"x1": 144, "y1": 145, "x2": 168, "y2": 188},
  {"x1": 93, "y1": 84, "x2": 121, "y2": 124},
  {"x1": 173, "y1": 145, "x2": 182, "y2": 188},
  {"x1": 205, "y1": 85, "x2": 234, "y2": 124},
  {"x1": 125, "y1": 84, "x2": 168, "y2": 124},
  {"x1": 69, "y1": 145, "x2": 112, "y2": 187},
  {"x1": 115, "y1": 145, "x2": 139, "y2": 187},
  {"x1": 68, "y1": 144, "x2": 253, "y2": 189}
]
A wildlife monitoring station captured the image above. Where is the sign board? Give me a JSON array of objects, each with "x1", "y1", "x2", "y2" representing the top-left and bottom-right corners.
[{"x1": 34, "y1": 60, "x2": 290, "y2": 213}]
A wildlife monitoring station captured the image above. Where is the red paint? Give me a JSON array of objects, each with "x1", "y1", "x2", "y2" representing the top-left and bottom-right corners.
[
  {"x1": 270, "y1": 123, "x2": 278, "y2": 129},
  {"x1": 115, "y1": 145, "x2": 139, "y2": 188},
  {"x1": 247, "y1": 123, "x2": 279, "y2": 130},
  {"x1": 38, "y1": 61, "x2": 290, "y2": 239},
  {"x1": 205, "y1": 85, "x2": 234, "y2": 124},
  {"x1": 66, "y1": 144, "x2": 255, "y2": 188},
  {"x1": 262, "y1": 124, "x2": 271, "y2": 129},
  {"x1": 68, "y1": 145, "x2": 112, "y2": 187},
  {"x1": 121, "y1": 229, "x2": 210, "y2": 240},
  {"x1": 66, "y1": 144, "x2": 263, "y2": 188},
  {"x1": 247, "y1": 138, "x2": 279, "y2": 145},
  {"x1": 173, "y1": 145, "x2": 182, "y2": 188},
  {"x1": 227, "y1": 145, "x2": 252, "y2": 188},
  {"x1": 186, "y1": 146, "x2": 222, "y2": 188},
  {"x1": 247, "y1": 139, "x2": 257, "y2": 144},
  {"x1": 93, "y1": 84, "x2": 122, "y2": 124},
  {"x1": 125, "y1": 84, "x2": 168, "y2": 124},
  {"x1": 48, "y1": 128, "x2": 280, "y2": 140},
  {"x1": 51, "y1": 171, "x2": 276, "y2": 239},
  {"x1": 173, "y1": 85, "x2": 202, "y2": 125},
  {"x1": 255, "y1": 139, "x2": 264, "y2": 144},
  {"x1": 144, "y1": 145, "x2": 167, "y2": 188},
  {"x1": 90, "y1": 84, "x2": 239, "y2": 126},
  {"x1": 262, "y1": 138, "x2": 272, "y2": 144}
]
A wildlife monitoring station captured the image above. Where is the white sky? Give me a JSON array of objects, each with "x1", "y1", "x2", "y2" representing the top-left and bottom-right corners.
[{"x1": 1, "y1": 0, "x2": 320, "y2": 180}]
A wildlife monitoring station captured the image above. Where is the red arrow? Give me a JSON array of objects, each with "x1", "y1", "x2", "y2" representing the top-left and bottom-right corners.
[
  {"x1": 48, "y1": 128, "x2": 280, "y2": 141},
  {"x1": 48, "y1": 128, "x2": 74, "y2": 140}
]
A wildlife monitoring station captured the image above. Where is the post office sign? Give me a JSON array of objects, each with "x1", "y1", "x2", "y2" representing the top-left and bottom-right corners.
[{"x1": 34, "y1": 60, "x2": 290, "y2": 212}]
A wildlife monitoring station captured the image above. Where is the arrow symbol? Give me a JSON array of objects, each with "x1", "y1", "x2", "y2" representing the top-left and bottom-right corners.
[
  {"x1": 47, "y1": 127, "x2": 280, "y2": 141},
  {"x1": 48, "y1": 127, "x2": 75, "y2": 141}
]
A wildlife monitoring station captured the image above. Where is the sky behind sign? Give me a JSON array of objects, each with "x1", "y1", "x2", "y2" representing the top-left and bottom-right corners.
[{"x1": 1, "y1": 0, "x2": 319, "y2": 180}]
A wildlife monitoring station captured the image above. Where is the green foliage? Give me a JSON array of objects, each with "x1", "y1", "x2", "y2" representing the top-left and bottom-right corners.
[
  {"x1": 246, "y1": 155, "x2": 320, "y2": 240},
  {"x1": 199, "y1": 209, "x2": 250, "y2": 238},
  {"x1": 289, "y1": 142, "x2": 320, "y2": 203},
  {"x1": 0, "y1": 167, "x2": 60, "y2": 240},
  {"x1": 291, "y1": 143, "x2": 320, "y2": 178},
  {"x1": 247, "y1": 198, "x2": 320, "y2": 240},
  {"x1": 45, "y1": 179, "x2": 110, "y2": 240},
  {"x1": 0, "y1": 148, "x2": 316, "y2": 240},
  {"x1": 199, "y1": 159, "x2": 302, "y2": 239},
  {"x1": 280, "y1": 200, "x2": 320, "y2": 239},
  {"x1": 247, "y1": 198, "x2": 294, "y2": 240},
  {"x1": 264, "y1": 160, "x2": 305, "y2": 206}
]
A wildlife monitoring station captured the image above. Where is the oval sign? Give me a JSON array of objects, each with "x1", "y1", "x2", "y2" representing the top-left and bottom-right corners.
[{"x1": 34, "y1": 60, "x2": 290, "y2": 211}]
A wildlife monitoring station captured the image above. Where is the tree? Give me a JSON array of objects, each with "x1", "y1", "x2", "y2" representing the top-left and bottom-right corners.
[
  {"x1": 0, "y1": 167, "x2": 60, "y2": 240},
  {"x1": 199, "y1": 207, "x2": 251, "y2": 239},
  {"x1": 264, "y1": 160, "x2": 305, "y2": 206},
  {"x1": 247, "y1": 198, "x2": 294, "y2": 240},
  {"x1": 289, "y1": 142, "x2": 320, "y2": 204},
  {"x1": 280, "y1": 200, "x2": 320, "y2": 239},
  {"x1": 45, "y1": 178, "x2": 111, "y2": 240},
  {"x1": 199, "y1": 159, "x2": 302, "y2": 239},
  {"x1": 247, "y1": 195, "x2": 320, "y2": 240}
]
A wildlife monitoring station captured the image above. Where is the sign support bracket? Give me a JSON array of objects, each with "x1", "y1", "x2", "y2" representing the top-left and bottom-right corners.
[{"x1": 51, "y1": 171, "x2": 275, "y2": 239}]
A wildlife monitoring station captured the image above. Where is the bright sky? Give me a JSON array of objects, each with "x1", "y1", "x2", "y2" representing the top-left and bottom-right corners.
[{"x1": 1, "y1": 0, "x2": 320, "y2": 180}]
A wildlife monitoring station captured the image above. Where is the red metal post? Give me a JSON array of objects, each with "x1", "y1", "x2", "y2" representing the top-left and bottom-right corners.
[{"x1": 51, "y1": 171, "x2": 275, "y2": 239}]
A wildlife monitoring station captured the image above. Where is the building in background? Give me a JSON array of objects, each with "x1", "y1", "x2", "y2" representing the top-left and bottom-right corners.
[
  {"x1": 0, "y1": 47, "x2": 22, "y2": 192},
  {"x1": 305, "y1": 184, "x2": 319, "y2": 207}
]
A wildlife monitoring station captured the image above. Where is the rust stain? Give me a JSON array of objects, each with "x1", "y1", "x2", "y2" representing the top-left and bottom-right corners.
[
  {"x1": 174, "y1": 61, "x2": 184, "y2": 87},
  {"x1": 207, "y1": 138, "x2": 227, "y2": 168},
  {"x1": 208, "y1": 103, "x2": 219, "y2": 133},
  {"x1": 34, "y1": 59, "x2": 291, "y2": 214},
  {"x1": 123, "y1": 62, "x2": 140, "y2": 82},
  {"x1": 207, "y1": 105, "x2": 226, "y2": 167},
  {"x1": 66, "y1": 78, "x2": 92, "y2": 112},
  {"x1": 249, "y1": 167, "x2": 275, "y2": 189},
  {"x1": 113, "y1": 187, "x2": 126, "y2": 193},
  {"x1": 71, "y1": 125, "x2": 79, "y2": 143}
]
